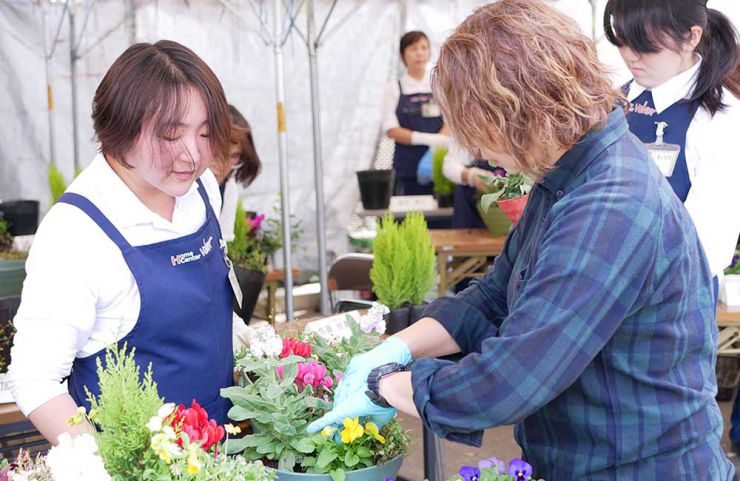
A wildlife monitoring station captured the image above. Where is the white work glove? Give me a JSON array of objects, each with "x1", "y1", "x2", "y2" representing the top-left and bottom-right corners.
[{"x1": 411, "y1": 131, "x2": 451, "y2": 148}]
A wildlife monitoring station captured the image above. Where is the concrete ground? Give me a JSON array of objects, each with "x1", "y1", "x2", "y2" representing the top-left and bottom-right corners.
[{"x1": 396, "y1": 399, "x2": 740, "y2": 480}]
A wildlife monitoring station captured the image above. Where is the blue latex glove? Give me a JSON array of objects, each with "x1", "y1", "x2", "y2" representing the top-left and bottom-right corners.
[
  {"x1": 333, "y1": 337, "x2": 412, "y2": 406},
  {"x1": 306, "y1": 390, "x2": 396, "y2": 434}
]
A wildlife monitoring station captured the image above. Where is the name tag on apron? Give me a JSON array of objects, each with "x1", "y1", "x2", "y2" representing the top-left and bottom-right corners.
[
  {"x1": 647, "y1": 120, "x2": 680, "y2": 177},
  {"x1": 422, "y1": 101, "x2": 441, "y2": 118},
  {"x1": 647, "y1": 143, "x2": 681, "y2": 177},
  {"x1": 220, "y1": 239, "x2": 243, "y2": 308}
]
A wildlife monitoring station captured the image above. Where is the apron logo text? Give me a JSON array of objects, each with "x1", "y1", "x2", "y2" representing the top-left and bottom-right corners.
[{"x1": 630, "y1": 101, "x2": 656, "y2": 117}]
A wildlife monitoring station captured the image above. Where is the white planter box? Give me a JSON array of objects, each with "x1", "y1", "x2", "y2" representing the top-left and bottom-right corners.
[{"x1": 721, "y1": 275, "x2": 740, "y2": 308}]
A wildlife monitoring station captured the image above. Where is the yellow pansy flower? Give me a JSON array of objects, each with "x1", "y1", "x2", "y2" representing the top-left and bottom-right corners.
[
  {"x1": 187, "y1": 444, "x2": 203, "y2": 474},
  {"x1": 321, "y1": 427, "x2": 335, "y2": 437},
  {"x1": 364, "y1": 422, "x2": 386, "y2": 444},
  {"x1": 66, "y1": 406, "x2": 87, "y2": 426},
  {"x1": 340, "y1": 418, "x2": 364, "y2": 444},
  {"x1": 225, "y1": 423, "x2": 242, "y2": 435}
]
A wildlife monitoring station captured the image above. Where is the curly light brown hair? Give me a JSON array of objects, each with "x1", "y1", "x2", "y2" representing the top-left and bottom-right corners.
[{"x1": 433, "y1": 0, "x2": 624, "y2": 178}]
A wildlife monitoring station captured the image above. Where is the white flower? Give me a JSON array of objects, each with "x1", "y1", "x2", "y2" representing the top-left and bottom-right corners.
[
  {"x1": 359, "y1": 303, "x2": 389, "y2": 335},
  {"x1": 157, "y1": 402, "x2": 176, "y2": 419},
  {"x1": 46, "y1": 433, "x2": 111, "y2": 481},
  {"x1": 247, "y1": 325, "x2": 283, "y2": 357},
  {"x1": 151, "y1": 426, "x2": 183, "y2": 464}
]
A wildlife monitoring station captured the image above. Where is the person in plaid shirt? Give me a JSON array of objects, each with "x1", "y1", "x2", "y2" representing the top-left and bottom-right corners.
[{"x1": 308, "y1": 1, "x2": 733, "y2": 479}]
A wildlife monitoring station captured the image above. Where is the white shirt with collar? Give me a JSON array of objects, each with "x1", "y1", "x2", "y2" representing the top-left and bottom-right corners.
[
  {"x1": 382, "y1": 70, "x2": 434, "y2": 133},
  {"x1": 627, "y1": 59, "x2": 740, "y2": 277},
  {"x1": 8, "y1": 154, "x2": 223, "y2": 416}
]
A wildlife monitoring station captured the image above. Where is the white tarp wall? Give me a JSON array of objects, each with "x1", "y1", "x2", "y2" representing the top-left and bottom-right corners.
[{"x1": 1, "y1": 0, "x2": 739, "y2": 274}]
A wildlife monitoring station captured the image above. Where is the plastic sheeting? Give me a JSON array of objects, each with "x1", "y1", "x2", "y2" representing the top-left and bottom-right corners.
[{"x1": 1, "y1": 0, "x2": 738, "y2": 272}]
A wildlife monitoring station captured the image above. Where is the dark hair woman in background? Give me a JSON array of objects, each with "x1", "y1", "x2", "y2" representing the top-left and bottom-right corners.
[
  {"x1": 216, "y1": 104, "x2": 261, "y2": 242},
  {"x1": 382, "y1": 31, "x2": 449, "y2": 196}
]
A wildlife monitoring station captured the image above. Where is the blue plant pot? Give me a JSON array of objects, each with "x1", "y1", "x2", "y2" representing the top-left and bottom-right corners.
[
  {"x1": 271, "y1": 455, "x2": 403, "y2": 481},
  {"x1": 0, "y1": 259, "x2": 26, "y2": 297}
]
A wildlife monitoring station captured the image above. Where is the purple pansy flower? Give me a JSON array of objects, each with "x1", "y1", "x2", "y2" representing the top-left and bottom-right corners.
[
  {"x1": 459, "y1": 466, "x2": 480, "y2": 481},
  {"x1": 508, "y1": 458, "x2": 533, "y2": 479},
  {"x1": 478, "y1": 456, "x2": 506, "y2": 473},
  {"x1": 385, "y1": 478, "x2": 395, "y2": 481}
]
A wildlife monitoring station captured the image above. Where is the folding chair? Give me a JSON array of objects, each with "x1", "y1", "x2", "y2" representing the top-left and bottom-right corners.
[{"x1": 327, "y1": 253, "x2": 375, "y2": 313}]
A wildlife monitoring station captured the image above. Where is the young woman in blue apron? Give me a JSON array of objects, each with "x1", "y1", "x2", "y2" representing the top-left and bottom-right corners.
[
  {"x1": 382, "y1": 31, "x2": 449, "y2": 196},
  {"x1": 8, "y1": 41, "x2": 237, "y2": 443},
  {"x1": 605, "y1": 0, "x2": 740, "y2": 451}
]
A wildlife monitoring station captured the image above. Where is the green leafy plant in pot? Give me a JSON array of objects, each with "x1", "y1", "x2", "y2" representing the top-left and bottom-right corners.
[
  {"x1": 370, "y1": 212, "x2": 436, "y2": 333},
  {"x1": 0, "y1": 217, "x2": 28, "y2": 297},
  {"x1": 432, "y1": 147, "x2": 455, "y2": 208},
  {"x1": 228, "y1": 202, "x2": 268, "y2": 323},
  {"x1": 479, "y1": 172, "x2": 533, "y2": 225}
]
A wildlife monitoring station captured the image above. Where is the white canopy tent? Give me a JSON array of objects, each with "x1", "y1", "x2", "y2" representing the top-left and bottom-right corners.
[{"x1": 1, "y1": 0, "x2": 738, "y2": 315}]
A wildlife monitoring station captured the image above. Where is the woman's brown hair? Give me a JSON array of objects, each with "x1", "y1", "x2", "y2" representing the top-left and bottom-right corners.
[
  {"x1": 228, "y1": 105, "x2": 261, "y2": 187},
  {"x1": 92, "y1": 40, "x2": 231, "y2": 171},
  {"x1": 433, "y1": 0, "x2": 623, "y2": 178}
]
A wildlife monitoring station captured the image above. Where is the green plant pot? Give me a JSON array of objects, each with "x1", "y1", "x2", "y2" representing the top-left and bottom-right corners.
[
  {"x1": 476, "y1": 201, "x2": 512, "y2": 235},
  {"x1": 0, "y1": 259, "x2": 26, "y2": 297},
  {"x1": 271, "y1": 455, "x2": 403, "y2": 481}
]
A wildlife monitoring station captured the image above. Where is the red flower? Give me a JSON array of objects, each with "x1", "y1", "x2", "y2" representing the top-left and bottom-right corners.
[
  {"x1": 170, "y1": 400, "x2": 225, "y2": 451},
  {"x1": 280, "y1": 338, "x2": 313, "y2": 358}
]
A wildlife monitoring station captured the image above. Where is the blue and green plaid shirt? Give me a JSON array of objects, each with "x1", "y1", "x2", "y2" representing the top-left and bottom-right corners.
[{"x1": 412, "y1": 109, "x2": 733, "y2": 480}]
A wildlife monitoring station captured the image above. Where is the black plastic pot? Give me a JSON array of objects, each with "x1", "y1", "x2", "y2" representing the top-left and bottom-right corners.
[
  {"x1": 356, "y1": 170, "x2": 395, "y2": 210},
  {"x1": 233, "y1": 267, "x2": 266, "y2": 324},
  {"x1": 0, "y1": 201, "x2": 40, "y2": 236},
  {"x1": 408, "y1": 303, "x2": 428, "y2": 325},
  {"x1": 385, "y1": 306, "x2": 410, "y2": 335},
  {"x1": 435, "y1": 194, "x2": 453, "y2": 208}
]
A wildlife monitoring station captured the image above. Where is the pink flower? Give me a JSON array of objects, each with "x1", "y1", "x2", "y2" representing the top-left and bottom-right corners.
[
  {"x1": 321, "y1": 376, "x2": 333, "y2": 388},
  {"x1": 276, "y1": 365, "x2": 284, "y2": 378},
  {"x1": 249, "y1": 214, "x2": 265, "y2": 231}
]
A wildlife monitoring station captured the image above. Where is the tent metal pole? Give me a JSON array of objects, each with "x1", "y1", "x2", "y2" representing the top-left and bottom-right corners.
[
  {"x1": 273, "y1": 0, "x2": 295, "y2": 321},
  {"x1": 42, "y1": 2, "x2": 56, "y2": 168},
  {"x1": 69, "y1": 2, "x2": 81, "y2": 172},
  {"x1": 306, "y1": 0, "x2": 330, "y2": 315}
]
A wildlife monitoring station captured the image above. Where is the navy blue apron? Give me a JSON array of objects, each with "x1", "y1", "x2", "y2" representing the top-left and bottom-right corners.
[
  {"x1": 623, "y1": 85, "x2": 718, "y2": 298},
  {"x1": 59, "y1": 179, "x2": 234, "y2": 424},
  {"x1": 393, "y1": 80, "x2": 443, "y2": 196},
  {"x1": 452, "y1": 160, "x2": 501, "y2": 229}
]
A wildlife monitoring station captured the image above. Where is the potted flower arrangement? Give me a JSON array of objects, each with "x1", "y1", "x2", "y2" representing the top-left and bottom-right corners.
[
  {"x1": 432, "y1": 147, "x2": 455, "y2": 208},
  {"x1": 369, "y1": 212, "x2": 436, "y2": 333},
  {"x1": 444, "y1": 457, "x2": 544, "y2": 481},
  {"x1": 0, "y1": 216, "x2": 28, "y2": 297},
  {"x1": 479, "y1": 171, "x2": 533, "y2": 225},
  {"x1": 721, "y1": 250, "x2": 740, "y2": 308},
  {"x1": 221, "y1": 305, "x2": 411, "y2": 481},
  {"x1": 0, "y1": 343, "x2": 273, "y2": 481},
  {"x1": 229, "y1": 202, "x2": 269, "y2": 323}
]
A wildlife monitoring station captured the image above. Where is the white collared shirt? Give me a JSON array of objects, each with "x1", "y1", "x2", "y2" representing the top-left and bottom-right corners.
[
  {"x1": 627, "y1": 59, "x2": 740, "y2": 276},
  {"x1": 8, "y1": 154, "x2": 222, "y2": 416},
  {"x1": 382, "y1": 70, "x2": 434, "y2": 133}
]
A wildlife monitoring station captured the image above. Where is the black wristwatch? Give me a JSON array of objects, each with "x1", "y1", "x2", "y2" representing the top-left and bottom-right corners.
[{"x1": 366, "y1": 362, "x2": 409, "y2": 408}]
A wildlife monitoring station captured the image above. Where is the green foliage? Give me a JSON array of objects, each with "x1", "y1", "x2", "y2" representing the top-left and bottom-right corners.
[
  {"x1": 479, "y1": 173, "x2": 533, "y2": 213},
  {"x1": 260, "y1": 206, "x2": 304, "y2": 259},
  {"x1": 370, "y1": 419, "x2": 412, "y2": 466},
  {"x1": 725, "y1": 250, "x2": 740, "y2": 275},
  {"x1": 48, "y1": 163, "x2": 67, "y2": 204},
  {"x1": 432, "y1": 147, "x2": 455, "y2": 197},
  {"x1": 228, "y1": 201, "x2": 267, "y2": 273},
  {"x1": 223, "y1": 355, "x2": 331, "y2": 471},
  {"x1": 85, "y1": 343, "x2": 164, "y2": 480},
  {"x1": 0, "y1": 218, "x2": 27, "y2": 260},
  {"x1": 370, "y1": 213, "x2": 436, "y2": 309},
  {"x1": 308, "y1": 317, "x2": 381, "y2": 375}
]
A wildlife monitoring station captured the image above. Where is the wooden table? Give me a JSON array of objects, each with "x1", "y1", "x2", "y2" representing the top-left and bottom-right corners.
[
  {"x1": 717, "y1": 303, "x2": 740, "y2": 356},
  {"x1": 429, "y1": 229, "x2": 507, "y2": 296}
]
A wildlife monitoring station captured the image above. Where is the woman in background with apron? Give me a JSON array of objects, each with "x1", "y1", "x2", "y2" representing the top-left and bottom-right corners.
[
  {"x1": 8, "y1": 41, "x2": 236, "y2": 444},
  {"x1": 443, "y1": 141, "x2": 505, "y2": 228},
  {"x1": 606, "y1": 0, "x2": 740, "y2": 453},
  {"x1": 382, "y1": 31, "x2": 449, "y2": 196}
]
